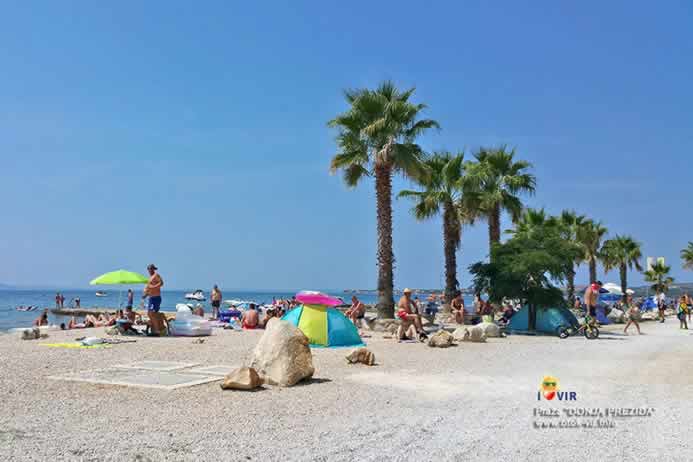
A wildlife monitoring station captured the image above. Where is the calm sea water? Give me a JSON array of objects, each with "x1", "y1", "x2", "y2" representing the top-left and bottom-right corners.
[{"x1": 0, "y1": 288, "x2": 475, "y2": 331}]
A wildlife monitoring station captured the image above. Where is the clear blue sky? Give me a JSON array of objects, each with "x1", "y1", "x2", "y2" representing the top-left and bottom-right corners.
[{"x1": 1, "y1": 1, "x2": 691, "y2": 290}]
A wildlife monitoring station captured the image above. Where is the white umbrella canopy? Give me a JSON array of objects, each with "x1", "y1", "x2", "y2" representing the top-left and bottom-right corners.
[{"x1": 602, "y1": 283, "x2": 623, "y2": 294}]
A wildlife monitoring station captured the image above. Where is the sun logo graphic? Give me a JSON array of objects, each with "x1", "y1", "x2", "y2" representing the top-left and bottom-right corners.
[{"x1": 537, "y1": 376, "x2": 577, "y2": 401}]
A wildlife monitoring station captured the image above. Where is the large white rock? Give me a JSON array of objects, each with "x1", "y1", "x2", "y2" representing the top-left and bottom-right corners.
[
  {"x1": 249, "y1": 319, "x2": 315, "y2": 387},
  {"x1": 477, "y1": 322, "x2": 501, "y2": 338},
  {"x1": 452, "y1": 325, "x2": 487, "y2": 343},
  {"x1": 220, "y1": 367, "x2": 263, "y2": 390},
  {"x1": 427, "y1": 330, "x2": 454, "y2": 348},
  {"x1": 607, "y1": 308, "x2": 625, "y2": 324}
]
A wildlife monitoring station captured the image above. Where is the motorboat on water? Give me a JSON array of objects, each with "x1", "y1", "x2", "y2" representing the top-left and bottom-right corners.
[
  {"x1": 16, "y1": 306, "x2": 38, "y2": 312},
  {"x1": 95, "y1": 291, "x2": 108, "y2": 297},
  {"x1": 185, "y1": 290, "x2": 206, "y2": 301}
]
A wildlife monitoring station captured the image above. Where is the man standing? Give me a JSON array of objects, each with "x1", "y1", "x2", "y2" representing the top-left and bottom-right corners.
[
  {"x1": 583, "y1": 280, "x2": 602, "y2": 325},
  {"x1": 55, "y1": 293, "x2": 61, "y2": 308},
  {"x1": 126, "y1": 289, "x2": 134, "y2": 309},
  {"x1": 211, "y1": 285, "x2": 222, "y2": 319},
  {"x1": 143, "y1": 264, "x2": 164, "y2": 335}
]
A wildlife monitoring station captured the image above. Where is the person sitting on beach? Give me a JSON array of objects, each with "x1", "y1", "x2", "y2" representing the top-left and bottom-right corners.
[
  {"x1": 192, "y1": 304, "x2": 205, "y2": 317},
  {"x1": 33, "y1": 309, "x2": 49, "y2": 327},
  {"x1": 68, "y1": 317, "x2": 87, "y2": 329},
  {"x1": 345, "y1": 296, "x2": 366, "y2": 325},
  {"x1": 451, "y1": 292, "x2": 465, "y2": 324},
  {"x1": 499, "y1": 302, "x2": 515, "y2": 325},
  {"x1": 260, "y1": 307, "x2": 277, "y2": 328},
  {"x1": 241, "y1": 304, "x2": 259, "y2": 329},
  {"x1": 480, "y1": 301, "x2": 494, "y2": 322},
  {"x1": 397, "y1": 288, "x2": 427, "y2": 341}
]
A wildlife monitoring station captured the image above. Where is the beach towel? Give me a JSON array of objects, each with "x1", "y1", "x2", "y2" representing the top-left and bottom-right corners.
[{"x1": 39, "y1": 342, "x2": 111, "y2": 349}]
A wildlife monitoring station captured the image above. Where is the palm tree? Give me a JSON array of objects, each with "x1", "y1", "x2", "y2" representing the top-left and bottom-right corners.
[
  {"x1": 463, "y1": 146, "x2": 536, "y2": 257},
  {"x1": 398, "y1": 152, "x2": 472, "y2": 308},
  {"x1": 682, "y1": 242, "x2": 693, "y2": 270},
  {"x1": 577, "y1": 219, "x2": 608, "y2": 284},
  {"x1": 644, "y1": 262, "x2": 674, "y2": 295},
  {"x1": 329, "y1": 81, "x2": 439, "y2": 318},
  {"x1": 556, "y1": 210, "x2": 586, "y2": 304},
  {"x1": 508, "y1": 208, "x2": 555, "y2": 237},
  {"x1": 600, "y1": 235, "x2": 643, "y2": 299}
]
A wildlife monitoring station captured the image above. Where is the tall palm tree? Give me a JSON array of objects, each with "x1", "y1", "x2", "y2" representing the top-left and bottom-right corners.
[
  {"x1": 329, "y1": 81, "x2": 439, "y2": 318},
  {"x1": 463, "y1": 146, "x2": 536, "y2": 257},
  {"x1": 600, "y1": 235, "x2": 643, "y2": 299},
  {"x1": 556, "y1": 210, "x2": 586, "y2": 304},
  {"x1": 398, "y1": 152, "x2": 472, "y2": 307},
  {"x1": 682, "y1": 242, "x2": 693, "y2": 270},
  {"x1": 577, "y1": 219, "x2": 608, "y2": 284},
  {"x1": 644, "y1": 262, "x2": 674, "y2": 295}
]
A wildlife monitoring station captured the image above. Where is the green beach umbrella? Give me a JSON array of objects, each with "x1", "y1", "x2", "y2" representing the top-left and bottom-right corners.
[
  {"x1": 89, "y1": 270, "x2": 149, "y2": 309},
  {"x1": 90, "y1": 270, "x2": 149, "y2": 285}
]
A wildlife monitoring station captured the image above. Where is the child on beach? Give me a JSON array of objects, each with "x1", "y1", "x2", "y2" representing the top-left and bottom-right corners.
[
  {"x1": 623, "y1": 296, "x2": 641, "y2": 335},
  {"x1": 678, "y1": 297, "x2": 689, "y2": 330}
]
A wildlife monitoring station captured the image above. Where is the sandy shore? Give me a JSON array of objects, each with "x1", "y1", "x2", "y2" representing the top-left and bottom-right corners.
[{"x1": 1, "y1": 319, "x2": 692, "y2": 461}]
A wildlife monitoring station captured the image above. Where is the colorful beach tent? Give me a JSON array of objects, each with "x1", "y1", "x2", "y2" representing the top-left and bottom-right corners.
[
  {"x1": 281, "y1": 291, "x2": 363, "y2": 348},
  {"x1": 507, "y1": 305, "x2": 579, "y2": 336}
]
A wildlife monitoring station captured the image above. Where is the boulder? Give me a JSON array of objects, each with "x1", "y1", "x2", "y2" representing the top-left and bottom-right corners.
[
  {"x1": 220, "y1": 367, "x2": 263, "y2": 390},
  {"x1": 607, "y1": 308, "x2": 625, "y2": 324},
  {"x1": 453, "y1": 325, "x2": 487, "y2": 343},
  {"x1": 21, "y1": 328, "x2": 41, "y2": 340},
  {"x1": 249, "y1": 319, "x2": 315, "y2": 387},
  {"x1": 477, "y1": 322, "x2": 501, "y2": 338},
  {"x1": 641, "y1": 311, "x2": 657, "y2": 321},
  {"x1": 427, "y1": 329, "x2": 454, "y2": 348},
  {"x1": 345, "y1": 348, "x2": 376, "y2": 366}
]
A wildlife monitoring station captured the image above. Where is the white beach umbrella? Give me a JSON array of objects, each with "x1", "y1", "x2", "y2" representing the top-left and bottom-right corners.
[{"x1": 602, "y1": 283, "x2": 623, "y2": 294}]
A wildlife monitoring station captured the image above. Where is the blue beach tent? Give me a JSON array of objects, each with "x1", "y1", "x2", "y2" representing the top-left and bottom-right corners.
[{"x1": 507, "y1": 305, "x2": 580, "y2": 336}]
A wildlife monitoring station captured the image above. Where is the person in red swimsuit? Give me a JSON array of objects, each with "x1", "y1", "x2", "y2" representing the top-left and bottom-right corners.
[
  {"x1": 241, "y1": 304, "x2": 259, "y2": 329},
  {"x1": 397, "y1": 289, "x2": 427, "y2": 341}
]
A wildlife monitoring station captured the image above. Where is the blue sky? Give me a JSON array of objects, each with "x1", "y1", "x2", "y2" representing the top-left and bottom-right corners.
[{"x1": 1, "y1": 1, "x2": 691, "y2": 290}]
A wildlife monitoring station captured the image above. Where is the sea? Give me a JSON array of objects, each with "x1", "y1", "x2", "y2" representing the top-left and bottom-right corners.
[{"x1": 0, "y1": 289, "x2": 473, "y2": 331}]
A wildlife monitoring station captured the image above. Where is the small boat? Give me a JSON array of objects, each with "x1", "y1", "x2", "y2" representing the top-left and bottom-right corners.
[
  {"x1": 95, "y1": 291, "x2": 108, "y2": 297},
  {"x1": 16, "y1": 306, "x2": 38, "y2": 312},
  {"x1": 185, "y1": 290, "x2": 206, "y2": 301}
]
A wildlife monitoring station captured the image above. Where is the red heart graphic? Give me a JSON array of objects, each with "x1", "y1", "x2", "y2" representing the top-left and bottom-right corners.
[{"x1": 544, "y1": 391, "x2": 556, "y2": 400}]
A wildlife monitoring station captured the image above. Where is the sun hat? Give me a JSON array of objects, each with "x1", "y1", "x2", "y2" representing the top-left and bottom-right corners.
[{"x1": 403, "y1": 288, "x2": 413, "y2": 294}]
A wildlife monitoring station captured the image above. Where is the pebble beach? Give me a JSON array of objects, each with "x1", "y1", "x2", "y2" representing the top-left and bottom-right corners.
[{"x1": 1, "y1": 319, "x2": 692, "y2": 461}]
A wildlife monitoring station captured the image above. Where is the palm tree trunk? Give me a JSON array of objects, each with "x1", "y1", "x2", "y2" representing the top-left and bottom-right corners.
[
  {"x1": 374, "y1": 163, "x2": 395, "y2": 319},
  {"x1": 442, "y1": 203, "x2": 458, "y2": 311},
  {"x1": 488, "y1": 203, "x2": 501, "y2": 258},
  {"x1": 589, "y1": 258, "x2": 597, "y2": 284},
  {"x1": 567, "y1": 267, "x2": 576, "y2": 305},
  {"x1": 620, "y1": 264, "x2": 627, "y2": 302}
]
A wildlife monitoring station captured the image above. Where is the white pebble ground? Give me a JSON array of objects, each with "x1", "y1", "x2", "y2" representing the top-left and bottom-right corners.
[{"x1": 0, "y1": 319, "x2": 691, "y2": 461}]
